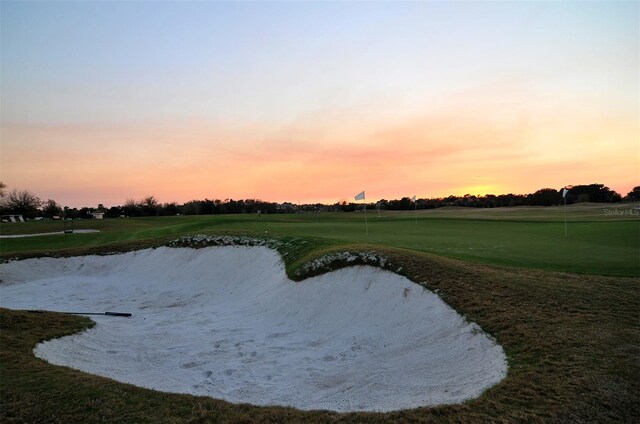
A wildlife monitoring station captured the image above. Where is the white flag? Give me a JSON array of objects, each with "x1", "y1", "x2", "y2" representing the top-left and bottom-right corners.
[
  {"x1": 411, "y1": 195, "x2": 417, "y2": 202},
  {"x1": 354, "y1": 191, "x2": 365, "y2": 201}
]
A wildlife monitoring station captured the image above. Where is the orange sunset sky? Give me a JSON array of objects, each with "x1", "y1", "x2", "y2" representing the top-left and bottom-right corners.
[{"x1": 1, "y1": 1, "x2": 638, "y2": 207}]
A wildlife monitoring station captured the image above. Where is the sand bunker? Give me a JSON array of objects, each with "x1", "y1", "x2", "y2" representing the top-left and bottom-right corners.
[
  {"x1": 0, "y1": 246, "x2": 507, "y2": 412},
  {"x1": 0, "y1": 229, "x2": 100, "y2": 239}
]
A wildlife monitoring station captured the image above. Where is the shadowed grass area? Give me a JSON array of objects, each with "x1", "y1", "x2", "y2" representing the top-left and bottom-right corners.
[
  {"x1": 1, "y1": 243, "x2": 639, "y2": 423},
  {"x1": 1, "y1": 203, "x2": 639, "y2": 276}
]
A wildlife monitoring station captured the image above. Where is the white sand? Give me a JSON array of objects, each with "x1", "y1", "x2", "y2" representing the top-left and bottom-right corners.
[
  {"x1": 0, "y1": 246, "x2": 507, "y2": 412},
  {"x1": 0, "y1": 229, "x2": 99, "y2": 238}
]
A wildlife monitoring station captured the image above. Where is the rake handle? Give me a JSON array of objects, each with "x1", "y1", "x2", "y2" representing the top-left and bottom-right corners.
[{"x1": 27, "y1": 310, "x2": 132, "y2": 317}]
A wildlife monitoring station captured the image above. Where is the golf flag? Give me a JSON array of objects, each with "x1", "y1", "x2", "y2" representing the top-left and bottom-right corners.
[
  {"x1": 562, "y1": 185, "x2": 573, "y2": 198},
  {"x1": 354, "y1": 191, "x2": 368, "y2": 234},
  {"x1": 411, "y1": 195, "x2": 417, "y2": 202}
]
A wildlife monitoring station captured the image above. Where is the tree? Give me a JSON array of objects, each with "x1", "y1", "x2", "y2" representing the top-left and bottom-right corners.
[
  {"x1": 398, "y1": 197, "x2": 412, "y2": 210},
  {"x1": 3, "y1": 189, "x2": 42, "y2": 218},
  {"x1": 142, "y1": 196, "x2": 160, "y2": 216},
  {"x1": 122, "y1": 198, "x2": 141, "y2": 217},
  {"x1": 182, "y1": 200, "x2": 202, "y2": 215},
  {"x1": 106, "y1": 206, "x2": 124, "y2": 218},
  {"x1": 63, "y1": 206, "x2": 79, "y2": 219},
  {"x1": 42, "y1": 199, "x2": 63, "y2": 217},
  {"x1": 0, "y1": 181, "x2": 6, "y2": 198},
  {"x1": 624, "y1": 186, "x2": 640, "y2": 202},
  {"x1": 161, "y1": 202, "x2": 180, "y2": 216},
  {"x1": 527, "y1": 188, "x2": 561, "y2": 206},
  {"x1": 568, "y1": 184, "x2": 621, "y2": 203}
]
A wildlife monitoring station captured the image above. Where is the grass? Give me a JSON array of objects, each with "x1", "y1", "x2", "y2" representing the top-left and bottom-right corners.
[
  {"x1": 1, "y1": 203, "x2": 639, "y2": 276},
  {"x1": 1, "y1": 204, "x2": 639, "y2": 422}
]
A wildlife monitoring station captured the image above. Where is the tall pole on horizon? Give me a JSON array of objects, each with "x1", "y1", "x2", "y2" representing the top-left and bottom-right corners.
[
  {"x1": 365, "y1": 201, "x2": 368, "y2": 235},
  {"x1": 562, "y1": 185, "x2": 572, "y2": 237},
  {"x1": 564, "y1": 195, "x2": 567, "y2": 237},
  {"x1": 412, "y1": 195, "x2": 417, "y2": 224}
]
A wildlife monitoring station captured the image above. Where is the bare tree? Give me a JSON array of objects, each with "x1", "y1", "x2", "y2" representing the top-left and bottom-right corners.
[
  {"x1": 143, "y1": 195, "x2": 159, "y2": 208},
  {"x1": 0, "y1": 181, "x2": 6, "y2": 198},
  {"x1": 142, "y1": 195, "x2": 160, "y2": 216},
  {"x1": 122, "y1": 198, "x2": 141, "y2": 217},
  {"x1": 3, "y1": 189, "x2": 42, "y2": 218}
]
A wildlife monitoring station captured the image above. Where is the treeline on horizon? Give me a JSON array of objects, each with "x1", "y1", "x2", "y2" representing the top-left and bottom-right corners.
[{"x1": 1, "y1": 182, "x2": 638, "y2": 220}]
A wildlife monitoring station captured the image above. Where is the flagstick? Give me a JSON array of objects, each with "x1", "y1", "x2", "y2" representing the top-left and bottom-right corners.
[
  {"x1": 564, "y1": 196, "x2": 567, "y2": 237},
  {"x1": 414, "y1": 201, "x2": 417, "y2": 224},
  {"x1": 364, "y1": 201, "x2": 368, "y2": 235}
]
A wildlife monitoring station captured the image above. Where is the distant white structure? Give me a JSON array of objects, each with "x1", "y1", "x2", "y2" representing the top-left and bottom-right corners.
[
  {"x1": 1, "y1": 214, "x2": 25, "y2": 223},
  {"x1": 90, "y1": 211, "x2": 105, "y2": 220}
]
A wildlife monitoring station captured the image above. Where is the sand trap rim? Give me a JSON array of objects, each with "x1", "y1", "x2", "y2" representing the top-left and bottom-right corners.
[
  {"x1": 2, "y1": 236, "x2": 510, "y2": 412},
  {"x1": 2, "y1": 245, "x2": 507, "y2": 411}
]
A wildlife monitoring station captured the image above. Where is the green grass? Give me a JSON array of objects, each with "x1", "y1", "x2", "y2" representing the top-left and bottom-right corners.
[
  {"x1": 2, "y1": 203, "x2": 638, "y2": 276},
  {"x1": 1, "y1": 204, "x2": 639, "y2": 422}
]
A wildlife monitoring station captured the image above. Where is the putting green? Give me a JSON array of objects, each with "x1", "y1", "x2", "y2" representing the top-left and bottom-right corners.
[{"x1": 1, "y1": 203, "x2": 638, "y2": 276}]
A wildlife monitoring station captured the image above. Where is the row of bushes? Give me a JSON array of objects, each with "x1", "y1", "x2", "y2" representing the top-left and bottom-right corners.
[{"x1": 1, "y1": 183, "x2": 638, "y2": 219}]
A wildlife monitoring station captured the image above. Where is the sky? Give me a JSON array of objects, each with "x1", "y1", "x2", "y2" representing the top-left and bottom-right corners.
[{"x1": 1, "y1": 0, "x2": 638, "y2": 207}]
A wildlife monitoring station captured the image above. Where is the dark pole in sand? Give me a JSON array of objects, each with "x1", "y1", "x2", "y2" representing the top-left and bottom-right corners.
[{"x1": 28, "y1": 310, "x2": 132, "y2": 317}]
